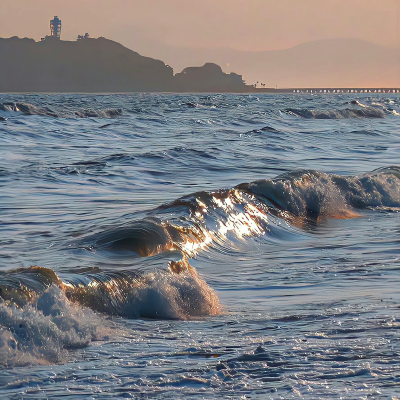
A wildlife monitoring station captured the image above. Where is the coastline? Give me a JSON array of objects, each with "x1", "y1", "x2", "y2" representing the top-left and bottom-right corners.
[{"x1": 2, "y1": 37, "x2": 399, "y2": 94}]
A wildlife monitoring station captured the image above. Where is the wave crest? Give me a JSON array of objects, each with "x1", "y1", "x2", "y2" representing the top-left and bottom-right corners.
[
  {"x1": 242, "y1": 168, "x2": 399, "y2": 219},
  {"x1": 74, "y1": 108, "x2": 122, "y2": 118},
  {"x1": 0, "y1": 102, "x2": 58, "y2": 117},
  {"x1": 0, "y1": 102, "x2": 122, "y2": 119},
  {"x1": 285, "y1": 107, "x2": 386, "y2": 119},
  {"x1": 64, "y1": 259, "x2": 221, "y2": 320}
]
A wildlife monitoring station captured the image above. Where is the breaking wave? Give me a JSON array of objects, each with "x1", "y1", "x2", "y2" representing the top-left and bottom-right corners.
[
  {"x1": 0, "y1": 260, "x2": 221, "y2": 323},
  {"x1": 0, "y1": 261, "x2": 220, "y2": 366},
  {"x1": 77, "y1": 166, "x2": 400, "y2": 260}
]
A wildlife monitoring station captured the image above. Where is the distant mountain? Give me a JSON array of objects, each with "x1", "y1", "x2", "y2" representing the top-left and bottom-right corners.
[{"x1": 131, "y1": 38, "x2": 400, "y2": 88}]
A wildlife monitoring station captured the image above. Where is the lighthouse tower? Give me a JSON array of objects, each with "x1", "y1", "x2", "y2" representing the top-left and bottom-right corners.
[{"x1": 50, "y1": 16, "x2": 62, "y2": 39}]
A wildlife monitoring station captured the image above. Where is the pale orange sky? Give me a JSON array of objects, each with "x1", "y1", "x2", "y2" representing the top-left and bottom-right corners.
[{"x1": 0, "y1": 0, "x2": 399, "y2": 51}]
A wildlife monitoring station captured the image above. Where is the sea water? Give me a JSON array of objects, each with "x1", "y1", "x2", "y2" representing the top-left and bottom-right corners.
[{"x1": 0, "y1": 93, "x2": 399, "y2": 398}]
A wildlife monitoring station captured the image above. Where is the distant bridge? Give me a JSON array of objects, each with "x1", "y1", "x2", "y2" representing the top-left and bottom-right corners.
[{"x1": 254, "y1": 87, "x2": 400, "y2": 94}]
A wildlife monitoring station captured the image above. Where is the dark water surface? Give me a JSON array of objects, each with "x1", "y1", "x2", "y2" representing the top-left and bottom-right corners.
[{"x1": 0, "y1": 93, "x2": 399, "y2": 398}]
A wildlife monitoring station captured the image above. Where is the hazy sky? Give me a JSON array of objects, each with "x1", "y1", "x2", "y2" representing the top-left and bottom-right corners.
[{"x1": 1, "y1": 0, "x2": 399, "y2": 51}]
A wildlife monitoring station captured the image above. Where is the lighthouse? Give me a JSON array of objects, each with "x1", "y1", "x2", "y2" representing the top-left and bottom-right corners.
[{"x1": 50, "y1": 16, "x2": 62, "y2": 39}]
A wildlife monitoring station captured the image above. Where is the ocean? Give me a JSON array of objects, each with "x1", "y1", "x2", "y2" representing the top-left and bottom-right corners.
[{"x1": 0, "y1": 93, "x2": 399, "y2": 399}]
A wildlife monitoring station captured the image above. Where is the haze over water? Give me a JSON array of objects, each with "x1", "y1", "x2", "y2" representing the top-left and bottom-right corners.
[{"x1": 0, "y1": 93, "x2": 399, "y2": 398}]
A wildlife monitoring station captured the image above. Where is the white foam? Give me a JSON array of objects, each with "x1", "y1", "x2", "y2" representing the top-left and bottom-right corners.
[{"x1": 0, "y1": 286, "x2": 109, "y2": 367}]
